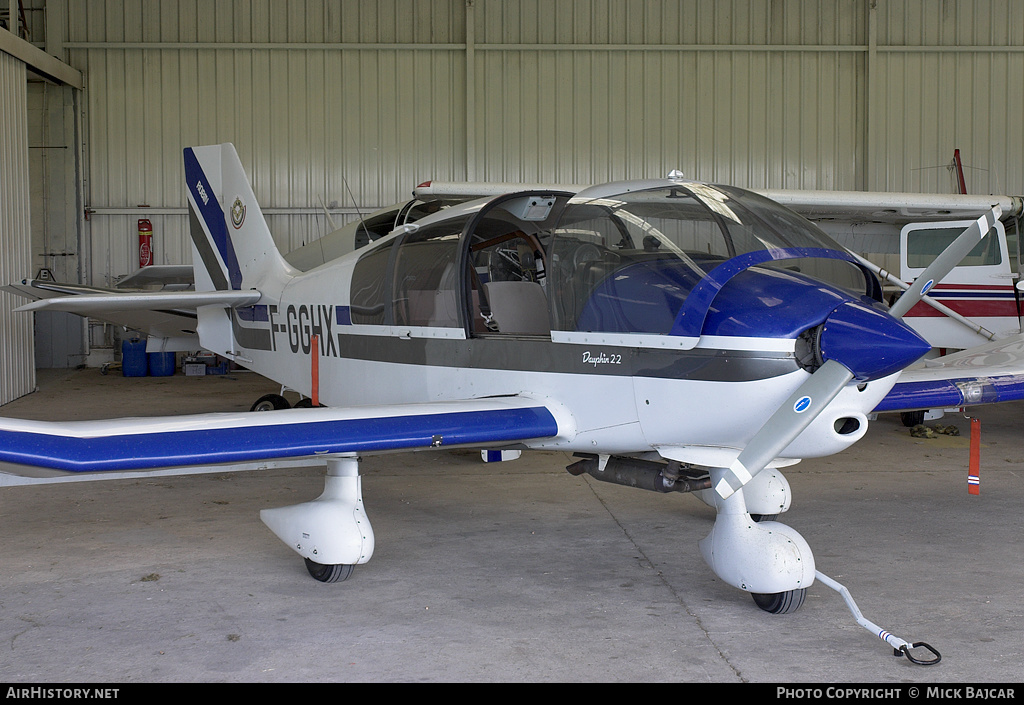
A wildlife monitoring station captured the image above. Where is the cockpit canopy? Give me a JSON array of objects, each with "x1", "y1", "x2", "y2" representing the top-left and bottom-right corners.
[
  {"x1": 548, "y1": 182, "x2": 877, "y2": 337},
  {"x1": 348, "y1": 180, "x2": 878, "y2": 340}
]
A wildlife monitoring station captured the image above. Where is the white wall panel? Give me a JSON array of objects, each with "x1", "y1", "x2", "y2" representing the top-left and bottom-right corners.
[{"x1": 0, "y1": 50, "x2": 35, "y2": 402}]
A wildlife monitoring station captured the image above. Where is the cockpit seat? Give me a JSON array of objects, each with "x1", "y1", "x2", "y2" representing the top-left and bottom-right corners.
[{"x1": 483, "y1": 280, "x2": 551, "y2": 336}]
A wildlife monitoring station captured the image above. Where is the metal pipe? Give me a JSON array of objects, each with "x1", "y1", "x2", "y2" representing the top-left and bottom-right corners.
[
  {"x1": 851, "y1": 251, "x2": 997, "y2": 342},
  {"x1": 566, "y1": 456, "x2": 712, "y2": 494}
]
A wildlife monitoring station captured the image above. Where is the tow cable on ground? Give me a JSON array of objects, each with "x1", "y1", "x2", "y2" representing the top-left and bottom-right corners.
[{"x1": 815, "y1": 570, "x2": 941, "y2": 666}]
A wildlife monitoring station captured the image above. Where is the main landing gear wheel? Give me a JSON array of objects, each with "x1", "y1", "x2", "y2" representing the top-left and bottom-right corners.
[
  {"x1": 900, "y1": 410, "x2": 925, "y2": 427},
  {"x1": 304, "y1": 558, "x2": 354, "y2": 583},
  {"x1": 752, "y1": 588, "x2": 806, "y2": 614},
  {"x1": 250, "y1": 393, "x2": 290, "y2": 411}
]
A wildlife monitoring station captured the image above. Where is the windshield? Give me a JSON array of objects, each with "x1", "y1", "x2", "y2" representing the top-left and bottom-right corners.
[{"x1": 548, "y1": 183, "x2": 871, "y2": 335}]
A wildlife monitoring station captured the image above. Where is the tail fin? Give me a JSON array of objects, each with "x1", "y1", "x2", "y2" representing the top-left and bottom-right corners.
[
  {"x1": 183, "y1": 144, "x2": 295, "y2": 361},
  {"x1": 184, "y1": 143, "x2": 295, "y2": 293}
]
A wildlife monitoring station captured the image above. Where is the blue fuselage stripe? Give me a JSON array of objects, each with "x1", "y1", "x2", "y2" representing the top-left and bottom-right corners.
[
  {"x1": 920, "y1": 291, "x2": 1016, "y2": 299},
  {"x1": 0, "y1": 407, "x2": 559, "y2": 472}
]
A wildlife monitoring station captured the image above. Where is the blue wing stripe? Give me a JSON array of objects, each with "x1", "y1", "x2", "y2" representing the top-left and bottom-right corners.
[
  {"x1": 874, "y1": 375, "x2": 1024, "y2": 412},
  {"x1": 0, "y1": 407, "x2": 558, "y2": 473},
  {"x1": 873, "y1": 380, "x2": 964, "y2": 411}
]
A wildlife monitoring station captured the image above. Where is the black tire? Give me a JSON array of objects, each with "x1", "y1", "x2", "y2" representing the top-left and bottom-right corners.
[
  {"x1": 900, "y1": 410, "x2": 926, "y2": 427},
  {"x1": 304, "y1": 558, "x2": 354, "y2": 583},
  {"x1": 294, "y1": 398, "x2": 315, "y2": 408},
  {"x1": 752, "y1": 588, "x2": 806, "y2": 614},
  {"x1": 250, "y1": 393, "x2": 290, "y2": 412}
]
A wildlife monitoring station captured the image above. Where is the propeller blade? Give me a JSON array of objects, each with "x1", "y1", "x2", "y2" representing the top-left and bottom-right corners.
[
  {"x1": 716, "y1": 360, "x2": 854, "y2": 499},
  {"x1": 888, "y1": 206, "x2": 1001, "y2": 319}
]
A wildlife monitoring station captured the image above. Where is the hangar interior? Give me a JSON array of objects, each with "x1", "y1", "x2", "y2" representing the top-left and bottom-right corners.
[
  {"x1": 2, "y1": 0, "x2": 1024, "y2": 684},
  {"x1": 3, "y1": 0, "x2": 1024, "y2": 401}
]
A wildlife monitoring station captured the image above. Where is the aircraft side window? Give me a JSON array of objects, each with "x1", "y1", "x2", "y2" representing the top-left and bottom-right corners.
[
  {"x1": 1006, "y1": 219, "x2": 1020, "y2": 276},
  {"x1": 349, "y1": 242, "x2": 393, "y2": 325},
  {"x1": 351, "y1": 207, "x2": 405, "y2": 251},
  {"x1": 391, "y1": 218, "x2": 467, "y2": 328},
  {"x1": 907, "y1": 227, "x2": 1002, "y2": 268}
]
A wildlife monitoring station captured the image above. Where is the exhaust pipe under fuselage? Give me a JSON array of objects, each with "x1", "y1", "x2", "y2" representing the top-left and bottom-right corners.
[{"x1": 566, "y1": 455, "x2": 712, "y2": 494}]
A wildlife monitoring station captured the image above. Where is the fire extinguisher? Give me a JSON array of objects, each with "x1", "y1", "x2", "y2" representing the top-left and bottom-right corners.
[{"x1": 138, "y1": 219, "x2": 153, "y2": 267}]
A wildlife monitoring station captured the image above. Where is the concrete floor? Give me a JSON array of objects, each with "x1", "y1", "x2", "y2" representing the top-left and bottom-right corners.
[{"x1": 0, "y1": 368, "x2": 1022, "y2": 683}]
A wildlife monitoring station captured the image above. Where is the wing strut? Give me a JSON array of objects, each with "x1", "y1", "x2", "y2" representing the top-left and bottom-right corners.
[{"x1": 849, "y1": 251, "x2": 997, "y2": 342}]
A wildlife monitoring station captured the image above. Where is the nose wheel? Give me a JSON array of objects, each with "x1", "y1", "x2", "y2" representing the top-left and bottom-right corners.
[
  {"x1": 752, "y1": 588, "x2": 807, "y2": 614},
  {"x1": 304, "y1": 558, "x2": 354, "y2": 583},
  {"x1": 699, "y1": 468, "x2": 816, "y2": 606}
]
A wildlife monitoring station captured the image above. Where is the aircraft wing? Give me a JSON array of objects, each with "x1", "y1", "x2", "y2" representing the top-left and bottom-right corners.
[
  {"x1": 756, "y1": 188, "x2": 1022, "y2": 225},
  {"x1": 0, "y1": 396, "x2": 563, "y2": 484},
  {"x1": 11, "y1": 286, "x2": 260, "y2": 314},
  {"x1": 413, "y1": 180, "x2": 584, "y2": 200},
  {"x1": 4, "y1": 280, "x2": 261, "y2": 351},
  {"x1": 875, "y1": 333, "x2": 1024, "y2": 413},
  {"x1": 113, "y1": 264, "x2": 195, "y2": 290}
]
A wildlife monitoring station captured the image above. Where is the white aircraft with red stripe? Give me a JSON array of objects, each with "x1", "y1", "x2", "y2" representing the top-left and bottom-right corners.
[
  {"x1": 759, "y1": 189, "x2": 1024, "y2": 352},
  {"x1": 5, "y1": 144, "x2": 1024, "y2": 663}
]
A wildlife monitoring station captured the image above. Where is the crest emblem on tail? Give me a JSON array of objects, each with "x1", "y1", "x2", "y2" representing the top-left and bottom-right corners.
[{"x1": 230, "y1": 197, "x2": 246, "y2": 229}]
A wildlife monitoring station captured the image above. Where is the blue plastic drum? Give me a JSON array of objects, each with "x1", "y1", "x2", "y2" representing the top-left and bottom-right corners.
[
  {"x1": 148, "y1": 351, "x2": 176, "y2": 377},
  {"x1": 121, "y1": 339, "x2": 148, "y2": 377}
]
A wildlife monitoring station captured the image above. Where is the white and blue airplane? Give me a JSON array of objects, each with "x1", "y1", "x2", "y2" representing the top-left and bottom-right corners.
[{"x1": 4, "y1": 144, "x2": 1024, "y2": 661}]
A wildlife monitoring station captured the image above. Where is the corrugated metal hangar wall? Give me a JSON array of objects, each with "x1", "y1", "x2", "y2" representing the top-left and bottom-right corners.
[
  {"x1": 13, "y1": 0, "x2": 1024, "y2": 370},
  {"x1": 0, "y1": 50, "x2": 35, "y2": 403}
]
